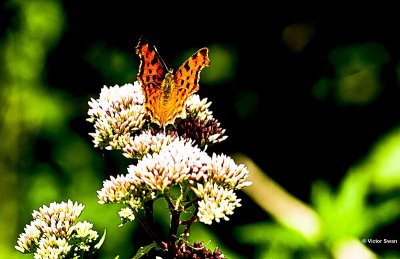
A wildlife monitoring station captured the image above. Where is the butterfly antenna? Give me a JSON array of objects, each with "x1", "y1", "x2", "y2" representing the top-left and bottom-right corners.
[{"x1": 153, "y1": 45, "x2": 170, "y2": 71}]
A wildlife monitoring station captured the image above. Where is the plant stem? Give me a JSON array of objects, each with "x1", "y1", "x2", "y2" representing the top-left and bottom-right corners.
[
  {"x1": 167, "y1": 208, "x2": 181, "y2": 258},
  {"x1": 177, "y1": 214, "x2": 198, "y2": 249},
  {"x1": 183, "y1": 197, "x2": 201, "y2": 210},
  {"x1": 135, "y1": 211, "x2": 164, "y2": 250},
  {"x1": 144, "y1": 200, "x2": 154, "y2": 227}
]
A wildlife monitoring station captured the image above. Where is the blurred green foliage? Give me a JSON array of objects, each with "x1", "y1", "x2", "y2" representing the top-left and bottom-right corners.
[
  {"x1": 313, "y1": 42, "x2": 389, "y2": 105},
  {"x1": 0, "y1": 0, "x2": 133, "y2": 258},
  {"x1": 234, "y1": 89, "x2": 260, "y2": 119},
  {"x1": 85, "y1": 42, "x2": 136, "y2": 85},
  {"x1": 1, "y1": 0, "x2": 65, "y2": 256},
  {"x1": 234, "y1": 127, "x2": 400, "y2": 259},
  {"x1": 198, "y1": 43, "x2": 238, "y2": 85}
]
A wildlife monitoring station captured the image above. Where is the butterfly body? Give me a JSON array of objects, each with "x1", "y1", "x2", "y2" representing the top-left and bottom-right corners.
[
  {"x1": 161, "y1": 71, "x2": 174, "y2": 103},
  {"x1": 135, "y1": 38, "x2": 210, "y2": 127}
]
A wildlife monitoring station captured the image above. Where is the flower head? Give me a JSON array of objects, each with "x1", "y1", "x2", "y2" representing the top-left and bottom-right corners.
[
  {"x1": 208, "y1": 154, "x2": 252, "y2": 190},
  {"x1": 34, "y1": 235, "x2": 71, "y2": 259},
  {"x1": 127, "y1": 138, "x2": 211, "y2": 192},
  {"x1": 15, "y1": 200, "x2": 102, "y2": 258},
  {"x1": 193, "y1": 182, "x2": 242, "y2": 225},
  {"x1": 87, "y1": 83, "x2": 147, "y2": 150},
  {"x1": 174, "y1": 95, "x2": 227, "y2": 147},
  {"x1": 98, "y1": 136, "x2": 252, "y2": 225},
  {"x1": 122, "y1": 130, "x2": 179, "y2": 159}
]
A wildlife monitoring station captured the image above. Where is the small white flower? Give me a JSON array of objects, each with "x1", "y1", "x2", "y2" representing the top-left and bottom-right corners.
[
  {"x1": 123, "y1": 130, "x2": 178, "y2": 159},
  {"x1": 118, "y1": 207, "x2": 136, "y2": 222},
  {"x1": 34, "y1": 235, "x2": 71, "y2": 259},
  {"x1": 194, "y1": 182, "x2": 242, "y2": 225},
  {"x1": 209, "y1": 154, "x2": 252, "y2": 190}
]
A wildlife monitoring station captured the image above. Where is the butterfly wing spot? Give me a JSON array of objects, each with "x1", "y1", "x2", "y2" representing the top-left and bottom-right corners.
[
  {"x1": 150, "y1": 56, "x2": 159, "y2": 66},
  {"x1": 179, "y1": 89, "x2": 187, "y2": 97},
  {"x1": 184, "y1": 61, "x2": 190, "y2": 72}
]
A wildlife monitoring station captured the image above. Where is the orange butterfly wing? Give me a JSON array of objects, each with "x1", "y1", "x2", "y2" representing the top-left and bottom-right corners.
[
  {"x1": 135, "y1": 38, "x2": 166, "y2": 122},
  {"x1": 172, "y1": 47, "x2": 210, "y2": 115},
  {"x1": 156, "y1": 48, "x2": 211, "y2": 126}
]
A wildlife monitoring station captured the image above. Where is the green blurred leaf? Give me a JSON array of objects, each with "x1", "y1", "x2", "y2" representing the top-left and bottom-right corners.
[
  {"x1": 329, "y1": 42, "x2": 389, "y2": 74},
  {"x1": 85, "y1": 42, "x2": 136, "y2": 84},
  {"x1": 132, "y1": 242, "x2": 158, "y2": 259},
  {"x1": 234, "y1": 222, "x2": 309, "y2": 248},
  {"x1": 311, "y1": 125, "x2": 400, "y2": 246},
  {"x1": 234, "y1": 89, "x2": 260, "y2": 119},
  {"x1": 310, "y1": 180, "x2": 335, "y2": 220},
  {"x1": 94, "y1": 229, "x2": 107, "y2": 250},
  {"x1": 235, "y1": 222, "x2": 331, "y2": 259},
  {"x1": 312, "y1": 77, "x2": 331, "y2": 101},
  {"x1": 366, "y1": 127, "x2": 400, "y2": 192},
  {"x1": 311, "y1": 168, "x2": 372, "y2": 243},
  {"x1": 368, "y1": 198, "x2": 400, "y2": 231},
  {"x1": 314, "y1": 42, "x2": 389, "y2": 105}
]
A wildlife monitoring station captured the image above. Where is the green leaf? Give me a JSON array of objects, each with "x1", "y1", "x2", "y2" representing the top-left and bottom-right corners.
[
  {"x1": 132, "y1": 242, "x2": 159, "y2": 259},
  {"x1": 94, "y1": 229, "x2": 107, "y2": 250},
  {"x1": 311, "y1": 168, "x2": 372, "y2": 242},
  {"x1": 234, "y1": 222, "x2": 309, "y2": 249},
  {"x1": 311, "y1": 179, "x2": 335, "y2": 220},
  {"x1": 366, "y1": 197, "x2": 400, "y2": 232}
]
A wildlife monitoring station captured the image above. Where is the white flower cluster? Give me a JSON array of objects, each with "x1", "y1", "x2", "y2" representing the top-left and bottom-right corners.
[
  {"x1": 97, "y1": 137, "x2": 252, "y2": 225},
  {"x1": 15, "y1": 200, "x2": 100, "y2": 258},
  {"x1": 194, "y1": 182, "x2": 241, "y2": 225},
  {"x1": 87, "y1": 83, "x2": 146, "y2": 150}
]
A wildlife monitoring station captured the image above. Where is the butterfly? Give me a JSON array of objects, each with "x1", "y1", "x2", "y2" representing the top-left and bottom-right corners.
[{"x1": 135, "y1": 37, "x2": 210, "y2": 128}]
